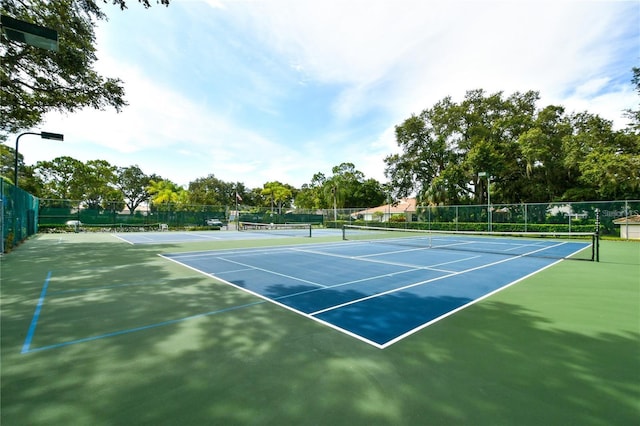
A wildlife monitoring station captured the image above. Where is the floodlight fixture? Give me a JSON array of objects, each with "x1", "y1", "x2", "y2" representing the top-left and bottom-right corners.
[{"x1": 1, "y1": 14, "x2": 58, "y2": 51}]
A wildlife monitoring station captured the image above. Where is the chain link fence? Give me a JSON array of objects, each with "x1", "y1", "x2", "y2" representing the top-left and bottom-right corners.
[
  {"x1": 38, "y1": 199, "x2": 229, "y2": 231},
  {"x1": 1, "y1": 177, "x2": 40, "y2": 252},
  {"x1": 4, "y1": 192, "x2": 637, "y2": 251},
  {"x1": 38, "y1": 200, "x2": 324, "y2": 231},
  {"x1": 322, "y1": 200, "x2": 640, "y2": 238}
]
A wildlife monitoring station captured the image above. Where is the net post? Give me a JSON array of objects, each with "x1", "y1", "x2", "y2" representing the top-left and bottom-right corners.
[
  {"x1": 342, "y1": 225, "x2": 347, "y2": 240},
  {"x1": 595, "y1": 209, "x2": 600, "y2": 262},
  {"x1": 307, "y1": 223, "x2": 312, "y2": 238}
]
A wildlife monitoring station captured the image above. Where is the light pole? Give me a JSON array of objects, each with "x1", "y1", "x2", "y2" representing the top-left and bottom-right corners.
[
  {"x1": 14, "y1": 131, "x2": 64, "y2": 187},
  {"x1": 331, "y1": 185, "x2": 337, "y2": 222},
  {"x1": 478, "y1": 172, "x2": 492, "y2": 232}
]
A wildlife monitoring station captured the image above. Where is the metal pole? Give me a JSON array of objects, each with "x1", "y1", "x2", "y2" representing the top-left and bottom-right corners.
[
  {"x1": 487, "y1": 176, "x2": 492, "y2": 232},
  {"x1": 235, "y1": 183, "x2": 240, "y2": 231},
  {"x1": 14, "y1": 131, "x2": 63, "y2": 188},
  {"x1": 455, "y1": 205, "x2": 458, "y2": 231},
  {"x1": 625, "y1": 200, "x2": 629, "y2": 240},
  {"x1": 332, "y1": 186, "x2": 337, "y2": 222},
  {"x1": 14, "y1": 132, "x2": 40, "y2": 187},
  {"x1": 595, "y1": 208, "x2": 600, "y2": 262}
]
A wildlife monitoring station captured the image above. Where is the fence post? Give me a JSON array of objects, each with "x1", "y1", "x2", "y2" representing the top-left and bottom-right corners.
[
  {"x1": 625, "y1": 200, "x2": 629, "y2": 240},
  {"x1": 0, "y1": 203, "x2": 3, "y2": 253},
  {"x1": 455, "y1": 205, "x2": 458, "y2": 231}
]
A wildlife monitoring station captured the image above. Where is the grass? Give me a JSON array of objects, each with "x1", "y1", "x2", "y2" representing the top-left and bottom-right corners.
[{"x1": 1, "y1": 232, "x2": 638, "y2": 425}]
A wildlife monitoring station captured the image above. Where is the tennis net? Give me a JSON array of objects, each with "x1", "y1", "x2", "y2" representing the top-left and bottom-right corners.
[
  {"x1": 342, "y1": 225, "x2": 599, "y2": 261},
  {"x1": 238, "y1": 222, "x2": 312, "y2": 237}
]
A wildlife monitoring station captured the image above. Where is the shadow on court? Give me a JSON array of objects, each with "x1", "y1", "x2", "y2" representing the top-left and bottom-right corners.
[{"x1": 1, "y1": 234, "x2": 638, "y2": 425}]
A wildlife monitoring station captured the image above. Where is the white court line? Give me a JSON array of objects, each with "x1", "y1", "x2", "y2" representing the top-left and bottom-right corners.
[
  {"x1": 197, "y1": 249, "x2": 485, "y2": 308},
  {"x1": 160, "y1": 240, "x2": 577, "y2": 349},
  {"x1": 180, "y1": 232, "x2": 224, "y2": 240},
  {"x1": 291, "y1": 246, "x2": 481, "y2": 274},
  {"x1": 502, "y1": 241, "x2": 548, "y2": 253},
  {"x1": 112, "y1": 234, "x2": 135, "y2": 245},
  {"x1": 309, "y1": 241, "x2": 570, "y2": 317},
  {"x1": 215, "y1": 267, "x2": 256, "y2": 275},
  {"x1": 163, "y1": 241, "x2": 351, "y2": 260},
  {"x1": 214, "y1": 256, "x2": 328, "y2": 288},
  {"x1": 380, "y1": 256, "x2": 567, "y2": 349}
]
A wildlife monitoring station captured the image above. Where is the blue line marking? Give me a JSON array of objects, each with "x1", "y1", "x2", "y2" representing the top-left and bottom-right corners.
[
  {"x1": 21, "y1": 271, "x2": 52, "y2": 354},
  {"x1": 23, "y1": 300, "x2": 264, "y2": 354}
]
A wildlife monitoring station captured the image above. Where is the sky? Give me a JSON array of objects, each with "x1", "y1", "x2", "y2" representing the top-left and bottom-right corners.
[{"x1": 12, "y1": 0, "x2": 640, "y2": 189}]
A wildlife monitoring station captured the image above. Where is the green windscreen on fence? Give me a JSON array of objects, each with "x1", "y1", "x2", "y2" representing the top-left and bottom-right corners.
[
  {"x1": 1, "y1": 177, "x2": 39, "y2": 252},
  {"x1": 31, "y1": 197, "x2": 640, "y2": 240},
  {"x1": 38, "y1": 199, "x2": 229, "y2": 229}
]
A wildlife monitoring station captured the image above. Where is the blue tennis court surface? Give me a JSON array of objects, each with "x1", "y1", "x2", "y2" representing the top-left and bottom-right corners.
[{"x1": 161, "y1": 238, "x2": 590, "y2": 348}]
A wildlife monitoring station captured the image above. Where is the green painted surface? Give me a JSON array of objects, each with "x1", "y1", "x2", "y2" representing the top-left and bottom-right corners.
[{"x1": 1, "y1": 233, "x2": 638, "y2": 425}]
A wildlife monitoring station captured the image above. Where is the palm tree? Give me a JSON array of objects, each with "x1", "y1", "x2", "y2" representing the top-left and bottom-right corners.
[
  {"x1": 147, "y1": 179, "x2": 185, "y2": 208},
  {"x1": 261, "y1": 182, "x2": 293, "y2": 215},
  {"x1": 323, "y1": 177, "x2": 346, "y2": 221}
]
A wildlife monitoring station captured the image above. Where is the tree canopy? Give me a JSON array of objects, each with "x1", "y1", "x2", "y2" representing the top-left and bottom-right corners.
[
  {"x1": 2, "y1": 2, "x2": 635, "y2": 208},
  {"x1": 0, "y1": 0, "x2": 169, "y2": 139},
  {"x1": 294, "y1": 163, "x2": 386, "y2": 210},
  {"x1": 385, "y1": 89, "x2": 640, "y2": 205}
]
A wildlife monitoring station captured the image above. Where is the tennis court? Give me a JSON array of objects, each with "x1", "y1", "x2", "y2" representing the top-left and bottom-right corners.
[
  {"x1": 115, "y1": 222, "x2": 337, "y2": 245},
  {"x1": 2, "y1": 231, "x2": 638, "y2": 425},
  {"x1": 162, "y1": 231, "x2": 592, "y2": 347}
]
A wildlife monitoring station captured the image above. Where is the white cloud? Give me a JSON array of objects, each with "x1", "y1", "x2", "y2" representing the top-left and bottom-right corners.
[
  {"x1": 12, "y1": 0, "x2": 637, "y2": 192},
  {"x1": 31, "y1": 59, "x2": 297, "y2": 187},
  {"x1": 229, "y1": 0, "x2": 637, "y2": 124}
]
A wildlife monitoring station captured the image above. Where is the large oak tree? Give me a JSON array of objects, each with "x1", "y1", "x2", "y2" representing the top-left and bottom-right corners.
[{"x1": 0, "y1": 0, "x2": 169, "y2": 139}]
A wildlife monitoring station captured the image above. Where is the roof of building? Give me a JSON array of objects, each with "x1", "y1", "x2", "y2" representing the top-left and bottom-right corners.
[
  {"x1": 356, "y1": 198, "x2": 417, "y2": 215},
  {"x1": 613, "y1": 214, "x2": 640, "y2": 224}
]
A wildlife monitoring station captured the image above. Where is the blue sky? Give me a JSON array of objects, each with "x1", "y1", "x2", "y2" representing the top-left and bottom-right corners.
[{"x1": 16, "y1": 0, "x2": 640, "y2": 189}]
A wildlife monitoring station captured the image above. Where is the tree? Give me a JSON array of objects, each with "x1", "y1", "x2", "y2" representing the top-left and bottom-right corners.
[
  {"x1": 453, "y1": 90, "x2": 539, "y2": 204},
  {"x1": 147, "y1": 178, "x2": 185, "y2": 206},
  {"x1": 384, "y1": 109, "x2": 450, "y2": 201},
  {"x1": 0, "y1": 0, "x2": 169, "y2": 139},
  {"x1": 295, "y1": 165, "x2": 385, "y2": 210},
  {"x1": 116, "y1": 165, "x2": 152, "y2": 214},
  {"x1": 33, "y1": 156, "x2": 125, "y2": 209},
  {"x1": 323, "y1": 167, "x2": 349, "y2": 211},
  {"x1": 33, "y1": 156, "x2": 85, "y2": 199},
  {"x1": 325, "y1": 162, "x2": 386, "y2": 208},
  {"x1": 385, "y1": 90, "x2": 577, "y2": 205},
  {"x1": 0, "y1": 144, "x2": 17, "y2": 183},
  {"x1": 352, "y1": 178, "x2": 386, "y2": 208},
  {"x1": 387, "y1": 87, "x2": 638, "y2": 205},
  {"x1": 187, "y1": 174, "x2": 240, "y2": 206},
  {"x1": 564, "y1": 113, "x2": 640, "y2": 200},
  {"x1": 78, "y1": 159, "x2": 120, "y2": 210},
  {"x1": 624, "y1": 67, "x2": 640, "y2": 131},
  {"x1": 294, "y1": 173, "x2": 327, "y2": 209},
  {"x1": 517, "y1": 105, "x2": 574, "y2": 202},
  {"x1": 261, "y1": 181, "x2": 293, "y2": 214}
]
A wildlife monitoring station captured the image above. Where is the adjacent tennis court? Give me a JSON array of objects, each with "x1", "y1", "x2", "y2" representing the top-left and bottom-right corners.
[
  {"x1": 162, "y1": 230, "x2": 592, "y2": 347},
  {"x1": 115, "y1": 222, "x2": 334, "y2": 245}
]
